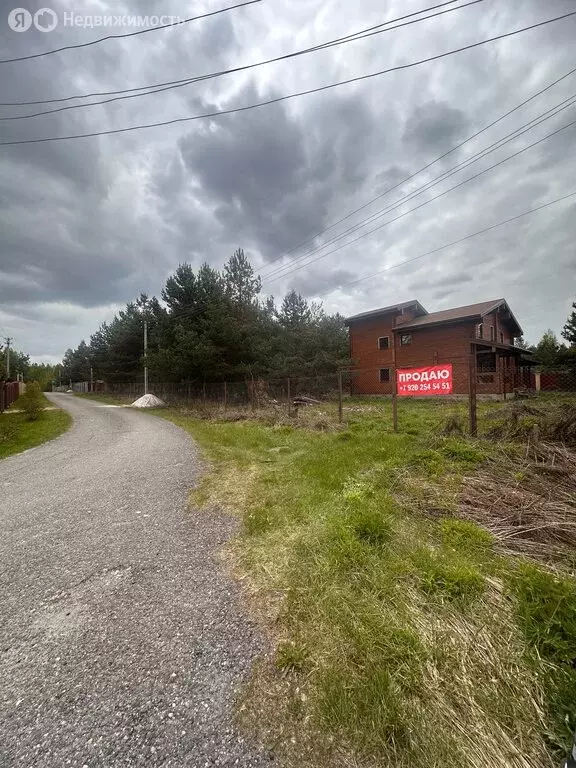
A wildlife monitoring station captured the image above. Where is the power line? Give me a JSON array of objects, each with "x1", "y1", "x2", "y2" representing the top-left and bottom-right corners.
[
  {"x1": 0, "y1": 1, "x2": 486, "y2": 122},
  {"x1": 259, "y1": 92, "x2": 576, "y2": 283},
  {"x1": 261, "y1": 115, "x2": 576, "y2": 286},
  {"x1": 0, "y1": 1, "x2": 485, "y2": 121},
  {"x1": 0, "y1": 0, "x2": 466, "y2": 107},
  {"x1": 0, "y1": 0, "x2": 262, "y2": 65},
  {"x1": 309, "y1": 190, "x2": 576, "y2": 300},
  {"x1": 256, "y1": 65, "x2": 576, "y2": 278},
  {"x1": 143, "y1": 190, "x2": 576, "y2": 326},
  {"x1": 2, "y1": 10, "x2": 575, "y2": 147}
]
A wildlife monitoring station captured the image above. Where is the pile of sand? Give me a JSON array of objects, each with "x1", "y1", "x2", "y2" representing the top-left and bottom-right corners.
[{"x1": 130, "y1": 394, "x2": 166, "y2": 409}]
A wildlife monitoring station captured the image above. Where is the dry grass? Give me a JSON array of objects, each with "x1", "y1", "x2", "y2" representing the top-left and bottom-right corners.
[
  {"x1": 173, "y1": 401, "x2": 347, "y2": 432},
  {"x1": 153, "y1": 394, "x2": 576, "y2": 766},
  {"x1": 458, "y1": 441, "x2": 576, "y2": 562},
  {"x1": 405, "y1": 585, "x2": 553, "y2": 768},
  {"x1": 484, "y1": 401, "x2": 576, "y2": 448}
]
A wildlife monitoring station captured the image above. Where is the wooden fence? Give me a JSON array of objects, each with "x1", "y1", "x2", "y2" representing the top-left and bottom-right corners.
[{"x1": 0, "y1": 381, "x2": 22, "y2": 412}]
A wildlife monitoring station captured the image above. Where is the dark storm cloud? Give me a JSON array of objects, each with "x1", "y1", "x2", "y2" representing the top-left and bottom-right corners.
[
  {"x1": 402, "y1": 100, "x2": 468, "y2": 156},
  {"x1": 177, "y1": 85, "x2": 382, "y2": 259},
  {"x1": 178, "y1": 87, "x2": 324, "y2": 257}
]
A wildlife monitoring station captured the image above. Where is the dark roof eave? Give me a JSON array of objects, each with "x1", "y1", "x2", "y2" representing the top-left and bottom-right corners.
[
  {"x1": 395, "y1": 314, "x2": 482, "y2": 331},
  {"x1": 345, "y1": 299, "x2": 427, "y2": 325},
  {"x1": 472, "y1": 341, "x2": 534, "y2": 354}
]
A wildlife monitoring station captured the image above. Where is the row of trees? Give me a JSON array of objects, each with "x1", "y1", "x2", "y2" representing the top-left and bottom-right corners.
[
  {"x1": 520, "y1": 301, "x2": 576, "y2": 370},
  {"x1": 0, "y1": 342, "x2": 58, "y2": 390},
  {"x1": 0, "y1": 343, "x2": 29, "y2": 380},
  {"x1": 61, "y1": 268, "x2": 576, "y2": 384},
  {"x1": 61, "y1": 250, "x2": 350, "y2": 384}
]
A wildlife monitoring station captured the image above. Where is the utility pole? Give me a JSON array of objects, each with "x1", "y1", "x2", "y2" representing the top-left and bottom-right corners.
[
  {"x1": 85, "y1": 357, "x2": 93, "y2": 393},
  {"x1": 4, "y1": 337, "x2": 12, "y2": 379},
  {"x1": 143, "y1": 319, "x2": 149, "y2": 396}
]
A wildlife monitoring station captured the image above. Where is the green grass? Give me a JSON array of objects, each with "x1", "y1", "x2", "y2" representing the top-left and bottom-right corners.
[
  {"x1": 151, "y1": 396, "x2": 575, "y2": 768},
  {"x1": 0, "y1": 394, "x2": 72, "y2": 459},
  {"x1": 71, "y1": 390, "x2": 575, "y2": 765}
]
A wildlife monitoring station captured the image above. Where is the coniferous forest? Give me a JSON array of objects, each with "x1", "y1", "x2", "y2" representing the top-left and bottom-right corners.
[{"x1": 60, "y1": 249, "x2": 350, "y2": 384}]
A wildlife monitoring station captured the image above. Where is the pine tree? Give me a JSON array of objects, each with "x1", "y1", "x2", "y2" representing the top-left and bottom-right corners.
[
  {"x1": 535, "y1": 330, "x2": 561, "y2": 370},
  {"x1": 224, "y1": 248, "x2": 261, "y2": 307},
  {"x1": 278, "y1": 290, "x2": 312, "y2": 328},
  {"x1": 561, "y1": 300, "x2": 576, "y2": 346}
]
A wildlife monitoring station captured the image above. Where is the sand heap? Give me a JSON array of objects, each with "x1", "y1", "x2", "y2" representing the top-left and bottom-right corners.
[{"x1": 131, "y1": 394, "x2": 166, "y2": 408}]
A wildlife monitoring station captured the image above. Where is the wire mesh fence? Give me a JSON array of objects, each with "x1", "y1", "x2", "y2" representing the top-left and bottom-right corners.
[{"x1": 58, "y1": 359, "x2": 576, "y2": 435}]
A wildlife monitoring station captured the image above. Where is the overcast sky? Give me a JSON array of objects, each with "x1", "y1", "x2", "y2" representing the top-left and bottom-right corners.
[{"x1": 1, "y1": 0, "x2": 575, "y2": 364}]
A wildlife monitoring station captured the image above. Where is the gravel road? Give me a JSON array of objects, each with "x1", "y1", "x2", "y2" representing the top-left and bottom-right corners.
[{"x1": 0, "y1": 394, "x2": 272, "y2": 767}]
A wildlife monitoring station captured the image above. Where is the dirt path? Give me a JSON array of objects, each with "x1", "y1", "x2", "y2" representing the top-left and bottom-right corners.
[{"x1": 0, "y1": 394, "x2": 271, "y2": 767}]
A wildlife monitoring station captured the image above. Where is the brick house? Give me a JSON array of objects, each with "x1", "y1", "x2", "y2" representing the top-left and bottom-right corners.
[{"x1": 346, "y1": 298, "x2": 536, "y2": 396}]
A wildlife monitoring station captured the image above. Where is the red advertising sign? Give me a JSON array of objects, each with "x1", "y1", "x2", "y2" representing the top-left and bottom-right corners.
[{"x1": 396, "y1": 364, "x2": 453, "y2": 396}]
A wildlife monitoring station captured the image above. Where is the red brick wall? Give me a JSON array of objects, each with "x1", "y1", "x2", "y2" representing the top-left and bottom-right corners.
[
  {"x1": 479, "y1": 310, "x2": 514, "y2": 345},
  {"x1": 349, "y1": 311, "x2": 523, "y2": 396},
  {"x1": 349, "y1": 312, "x2": 397, "y2": 394},
  {"x1": 350, "y1": 318, "x2": 476, "y2": 395}
]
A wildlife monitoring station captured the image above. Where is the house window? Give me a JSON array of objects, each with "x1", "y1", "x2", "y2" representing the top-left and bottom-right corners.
[
  {"x1": 490, "y1": 326, "x2": 495, "y2": 341},
  {"x1": 477, "y1": 352, "x2": 496, "y2": 373},
  {"x1": 499, "y1": 331, "x2": 504, "y2": 344},
  {"x1": 378, "y1": 336, "x2": 390, "y2": 350},
  {"x1": 379, "y1": 368, "x2": 390, "y2": 383},
  {"x1": 477, "y1": 323, "x2": 483, "y2": 339},
  {"x1": 400, "y1": 334, "x2": 412, "y2": 346}
]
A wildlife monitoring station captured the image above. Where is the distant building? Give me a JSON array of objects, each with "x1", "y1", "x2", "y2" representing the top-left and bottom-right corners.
[{"x1": 346, "y1": 298, "x2": 535, "y2": 396}]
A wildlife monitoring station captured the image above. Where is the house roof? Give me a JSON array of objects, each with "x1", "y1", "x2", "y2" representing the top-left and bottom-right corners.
[
  {"x1": 345, "y1": 299, "x2": 427, "y2": 325},
  {"x1": 395, "y1": 298, "x2": 523, "y2": 336},
  {"x1": 473, "y1": 340, "x2": 534, "y2": 356}
]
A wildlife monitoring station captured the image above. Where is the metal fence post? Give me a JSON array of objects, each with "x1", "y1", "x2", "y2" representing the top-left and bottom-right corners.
[
  {"x1": 337, "y1": 370, "x2": 343, "y2": 423},
  {"x1": 391, "y1": 333, "x2": 399, "y2": 433},
  {"x1": 287, "y1": 378, "x2": 291, "y2": 417},
  {"x1": 469, "y1": 353, "x2": 478, "y2": 436},
  {"x1": 223, "y1": 381, "x2": 227, "y2": 413}
]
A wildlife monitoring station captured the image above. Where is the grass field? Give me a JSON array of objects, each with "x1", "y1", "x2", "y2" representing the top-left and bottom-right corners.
[
  {"x1": 76, "y1": 391, "x2": 576, "y2": 767},
  {"x1": 0, "y1": 394, "x2": 72, "y2": 460}
]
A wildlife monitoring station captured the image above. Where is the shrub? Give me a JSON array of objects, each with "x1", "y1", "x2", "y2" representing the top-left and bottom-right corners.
[{"x1": 18, "y1": 382, "x2": 44, "y2": 422}]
